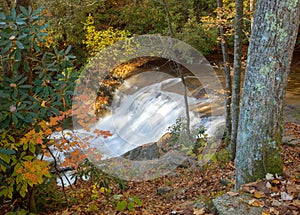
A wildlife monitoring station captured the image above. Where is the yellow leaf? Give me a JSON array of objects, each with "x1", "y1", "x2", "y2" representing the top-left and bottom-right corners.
[
  {"x1": 253, "y1": 191, "x2": 265, "y2": 199},
  {"x1": 193, "y1": 207, "x2": 206, "y2": 215}
]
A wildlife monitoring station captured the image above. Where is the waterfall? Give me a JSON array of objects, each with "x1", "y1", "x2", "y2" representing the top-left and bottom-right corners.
[
  {"x1": 47, "y1": 74, "x2": 225, "y2": 185},
  {"x1": 75, "y1": 76, "x2": 220, "y2": 158}
]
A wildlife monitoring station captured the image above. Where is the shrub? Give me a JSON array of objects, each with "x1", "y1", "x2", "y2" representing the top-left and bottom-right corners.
[{"x1": 0, "y1": 6, "x2": 78, "y2": 212}]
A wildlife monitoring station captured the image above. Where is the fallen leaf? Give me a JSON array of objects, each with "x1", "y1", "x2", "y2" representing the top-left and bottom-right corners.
[
  {"x1": 253, "y1": 190, "x2": 266, "y2": 199},
  {"x1": 266, "y1": 173, "x2": 275, "y2": 180},
  {"x1": 269, "y1": 207, "x2": 280, "y2": 215},
  {"x1": 271, "y1": 179, "x2": 281, "y2": 185},
  {"x1": 193, "y1": 207, "x2": 206, "y2": 215},
  {"x1": 271, "y1": 199, "x2": 282, "y2": 207},
  {"x1": 248, "y1": 199, "x2": 265, "y2": 207},
  {"x1": 266, "y1": 182, "x2": 272, "y2": 189},
  {"x1": 227, "y1": 191, "x2": 239, "y2": 196},
  {"x1": 281, "y1": 191, "x2": 293, "y2": 200},
  {"x1": 290, "y1": 199, "x2": 300, "y2": 208}
]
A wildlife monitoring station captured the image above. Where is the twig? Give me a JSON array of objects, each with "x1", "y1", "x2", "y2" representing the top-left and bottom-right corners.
[{"x1": 46, "y1": 145, "x2": 71, "y2": 207}]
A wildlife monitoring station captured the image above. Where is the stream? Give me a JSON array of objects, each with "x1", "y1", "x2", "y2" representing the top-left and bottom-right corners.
[{"x1": 49, "y1": 59, "x2": 300, "y2": 186}]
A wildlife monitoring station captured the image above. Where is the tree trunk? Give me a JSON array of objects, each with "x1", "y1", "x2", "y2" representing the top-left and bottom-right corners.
[
  {"x1": 230, "y1": 0, "x2": 243, "y2": 159},
  {"x1": 217, "y1": 0, "x2": 232, "y2": 140},
  {"x1": 235, "y1": 0, "x2": 300, "y2": 189},
  {"x1": 250, "y1": 0, "x2": 256, "y2": 29},
  {"x1": 154, "y1": 0, "x2": 192, "y2": 138}
]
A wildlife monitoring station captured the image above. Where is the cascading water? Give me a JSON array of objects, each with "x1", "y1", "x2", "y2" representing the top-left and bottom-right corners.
[
  {"x1": 48, "y1": 71, "x2": 225, "y2": 185},
  {"x1": 84, "y1": 77, "x2": 210, "y2": 158}
]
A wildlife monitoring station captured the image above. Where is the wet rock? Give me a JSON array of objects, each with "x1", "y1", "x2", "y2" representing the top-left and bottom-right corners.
[
  {"x1": 157, "y1": 186, "x2": 173, "y2": 195},
  {"x1": 213, "y1": 194, "x2": 263, "y2": 215},
  {"x1": 122, "y1": 142, "x2": 159, "y2": 160}
]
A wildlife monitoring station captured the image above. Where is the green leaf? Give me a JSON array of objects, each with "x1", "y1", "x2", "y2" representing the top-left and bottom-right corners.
[
  {"x1": 15, "y1": 112, "x2": 24, "y2": 120},
  {"x1": 0, "y1": 12, "x2": 5, "y2": 20},
  {"x1": 8, "y1": 135, "x2": 15, "y2": 143},
  {"x1": 24, "y1": 115, "x2": 34, "y2": 123},
  {"x1": 32, "y1": 6, "x2": 44, "y2": 16},
  {"x1": 128, "y1": 202, "x2": 134, "y2": 211},
  {"x1": 0, "y1": 148, "x2": 15, "y2": 155},
  {"x1": 18, "y1": 76, "x2": 28, "y2": 85},
  {"x1": 1, "y1": 41, "x2": 12, "y2": 54},
  {"x1": 20, "y1": 184, "x2": 27, "y2": 198},
  {"x1": 65, "y1": 45, "x2": 72, "y2": 55},
  {"x1": 24, "y1": 60, "x2": 29, "y2": 72},
  {"x1": 19, "y1": 6, "x2": 28, "y2": 16},
  {"x1": 17, "y1": 34, "x2": 28, "y2": 40},
  {"x1": 12, "y1": 114, "x2": 18, "y2": 125},
  {"x1": 0, "y1": 159, "x2": 10, "y2": 169},
  {"x1": 0, "y1": 40, "x2": 11, "y2": 46},
  {"x1": 16, "y1": 175, "x2": 22, "y2": 185},
  {"x1": 113, "y1": 194, "x2": 122, "y2": 200},
  {"x1": 19, "y1": 85, "x2": 31, "y2": 89},
  {"x1": 1, "y1": 154, "x2": 10, "y2": 164},
  {"x1": 23, "y1": 143, "x2": 28, "y2": 151},
  {"x1": 13, "y1": 61, "x2": 21, "y2": 71},
  {"x1": 134, "y1": 196, "x2": 143, "y2": 206},
  {"x1": 29, "y1": 143, "x2": 35, "y2": 154},
  {"x1": 28, "y1": 112, "x2": 38, "y2": 119},
  {"x1": 11, "y1": 8, "x2": 16, "y2": 20},
  {"x1": 116, "y1": 200, "x2": 127, "y2": 211},
  {"x1": 16, "y1": 40, "x2": 24, "y2": 49},
  {"x1": 14, "y1": 49, "x2": 22, "y2": 61}
]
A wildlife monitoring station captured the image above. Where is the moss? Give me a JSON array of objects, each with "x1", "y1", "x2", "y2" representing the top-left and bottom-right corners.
[{"x1": 241, "y1": 136, "x2": 283, "y2": 185}]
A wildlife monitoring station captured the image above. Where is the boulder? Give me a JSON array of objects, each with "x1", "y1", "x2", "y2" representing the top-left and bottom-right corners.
[
  {"x1": 122, "y1": 142, "x2": 159, "y2": 160},
  {"x1": 213, "y1": 194, "x2": 263, "y2": 215}
]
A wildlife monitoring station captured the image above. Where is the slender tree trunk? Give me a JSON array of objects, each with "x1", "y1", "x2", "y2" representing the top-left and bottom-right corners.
[
  {"x1": 235, "y1": 0, "x2": 300, "y2": 189},
  {"x1": 250, "y1": 0, "x2": 256, "y2": 29},
  {"x1": 217, "y1": 0, "x2": 232, "y2": 141},
  {"x1": 154, "y1": 0, "x2": 192, "y2": 138},
  {"x1": 230, "y1": 0, "x2": 243, "y2": 159}
]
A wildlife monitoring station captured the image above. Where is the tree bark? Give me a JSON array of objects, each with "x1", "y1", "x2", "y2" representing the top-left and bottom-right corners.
[
  {"x1": 250, "y1": 0, "x2": 256, "y2": 29},
  {"x1": 235, "y1": 0, "x2": 300, "y2": 189},
  {"x1": 217, "y1": 0, "x2": 232, "y2": 140},
  {"x1": 230, "y1": 0, "x2": 243, "y2": 159}
]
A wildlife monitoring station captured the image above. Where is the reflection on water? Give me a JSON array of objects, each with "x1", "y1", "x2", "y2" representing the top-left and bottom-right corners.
[
  {"x1": 286, "y1": 66, "x2": 300, "y2": 106},
  {"x1": 214, "y1": 64, "x2": 300, "y2": 123}
]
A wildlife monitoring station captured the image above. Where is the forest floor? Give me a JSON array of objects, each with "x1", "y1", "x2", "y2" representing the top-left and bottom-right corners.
[
  {"x1": 41, "y1": 122, "x2": 300, "y2": 215},
  {"x1": 2, "y1": 52, "x2": 299, "y2": 215},
  {"x1": 38, "y1": 52, "x2": 300, "y2": 215}
]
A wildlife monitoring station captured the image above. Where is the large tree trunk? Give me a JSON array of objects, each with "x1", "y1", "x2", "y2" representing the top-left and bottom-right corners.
[
  {"x1": 235, "y1": 0, "x2": 300, "y2": 189},
  {"x1": 230, "y1": 0, "x2": 243, "y2": 159}
]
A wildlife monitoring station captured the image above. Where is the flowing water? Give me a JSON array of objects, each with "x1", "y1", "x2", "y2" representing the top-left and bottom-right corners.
[
  {"x1": 50, "y1": 60, "x2": 300, "y2": 185},
  {"x1": 77, "y1": 71, "x2": 224, "y2": 159}
]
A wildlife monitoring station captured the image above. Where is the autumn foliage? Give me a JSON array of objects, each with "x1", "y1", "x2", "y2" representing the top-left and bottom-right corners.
[{"x1": 0, "y1": 6, "x2": 112, "y2": 212}]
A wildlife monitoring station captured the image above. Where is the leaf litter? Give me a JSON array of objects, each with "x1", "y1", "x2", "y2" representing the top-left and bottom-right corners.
[{"x1": 39, "y1": 122, "x2": 300, "y2": 214}]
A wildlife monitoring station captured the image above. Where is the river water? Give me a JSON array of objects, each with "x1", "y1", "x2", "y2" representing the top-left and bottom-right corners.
[{"x1": 50, "y1": 58, "x2": 300, "y2": 185}]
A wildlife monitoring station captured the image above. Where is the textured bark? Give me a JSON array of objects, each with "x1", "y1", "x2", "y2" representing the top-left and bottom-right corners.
[
  {"x1": 235, "y1": 0, "x2": 300, "y2": 189},
  {"x1": 230, "y1": 0, "x2": 243, "y2": 159},
  {"x1": 217, "y1": 0, "x2": 232, "y2": 140}
]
